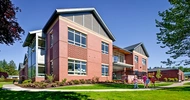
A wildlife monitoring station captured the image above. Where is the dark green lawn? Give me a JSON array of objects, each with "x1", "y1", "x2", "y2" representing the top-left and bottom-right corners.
[{"x1": 0, "y1": 82, "x2": 189, "y2": 100}]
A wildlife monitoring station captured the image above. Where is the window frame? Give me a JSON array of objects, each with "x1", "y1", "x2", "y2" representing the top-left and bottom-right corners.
[
  {"x1": 142, "y1": 58, "x2": 146, "y2": 65},
  {"x1": 68, "y1": 59, "x2": 87, "y2": 75},
  {"x1": 101, "y1": 42, "x2": 109, "y2": 54},
  {"x1": 135, "y1": 55, "x2": 138, "y2": 63},
  {"x1": 68, "y1": 28, "x2": 87, "y2": 48},
  {"x1": 102, "y1": 65, "x2": 109, "y2": 76}
]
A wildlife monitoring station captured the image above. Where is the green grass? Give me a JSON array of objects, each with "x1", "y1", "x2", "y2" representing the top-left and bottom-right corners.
[
  {"x1": 52, "y1": 82, "x2": 173, "y2": 90},
  {"x1": 0, "y1": 82, "x2": 11, "y2": 87},
  {"x1": 0, "y1": 82, "x2": 189, "y2": 100},
  {"x1": 184, "y1": 82, "x2": 190, "y2": 85}
]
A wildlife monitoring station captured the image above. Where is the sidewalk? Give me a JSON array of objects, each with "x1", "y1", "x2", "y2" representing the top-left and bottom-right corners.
[{"x1": 2, "y1": 81, "x2": 190, "y2": 92}]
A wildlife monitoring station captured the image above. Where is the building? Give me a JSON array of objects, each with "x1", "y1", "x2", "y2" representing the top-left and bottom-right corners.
[
  {"x1": 20, "y1": 8, "x2": 149, "y2": 82},
  {"x1": 0, "y1": 72, "x2": 8, "y2": 79},
  {"x1": 22, "y1": 30, "x2": 46, "y2": 81},
  {"x1": 184, "y1": 72, "x2": 190, "y2": 80},
  {"x1": 148, "y1": 67, "x2": 184, "y2": 81}
]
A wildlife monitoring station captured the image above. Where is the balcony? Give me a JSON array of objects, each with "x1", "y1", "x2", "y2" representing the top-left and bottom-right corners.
[{"x1": 113, "y1": 56, "x2": 133, "y2": 68}]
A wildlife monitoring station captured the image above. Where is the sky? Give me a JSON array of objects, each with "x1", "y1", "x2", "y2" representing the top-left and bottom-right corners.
[{"x1": 0, "y1": 0, "x2": 174, "y2": 69}]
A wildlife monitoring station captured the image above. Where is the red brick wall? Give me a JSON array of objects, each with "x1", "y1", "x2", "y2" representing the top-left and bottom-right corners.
[
  {"x1": 132, "y1": 52, "x2": 148, "y2": 72},
  {"x1": 126, "y1": 54, "x2": 133, "y2": 65},
  {"x1": 68, "y1": 44, "x2": 87, "y2": 60},
  {"x1": 148, "y1": 69, "x2": 184, "y2": 81},
  {"x1": 102, "y1": 54, "x2": 109, "y2": 64}
]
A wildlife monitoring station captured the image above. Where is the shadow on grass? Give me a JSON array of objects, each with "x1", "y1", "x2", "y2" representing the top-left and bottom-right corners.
[
  {"x1": 97, "y1": 83, "x2": 144, "y2": 89},
  {"x1": 0, "y1": 88, "x2": 92, "y2": 100},
  {"x1": 160, "y1": 86, "x2": 190, "y2": 91}
]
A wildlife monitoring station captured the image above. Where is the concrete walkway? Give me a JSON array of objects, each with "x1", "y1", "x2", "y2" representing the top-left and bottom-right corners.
[{"x1": 2, "y1": 81, "x2": 190, "y2": 92}]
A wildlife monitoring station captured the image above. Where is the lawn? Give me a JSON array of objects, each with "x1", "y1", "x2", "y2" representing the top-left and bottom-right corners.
[
  {"x1": 52, "y1": 82, "x2": 173, "y2": 90},
  {"x1": 0, "y1": 82, "x2": 190, "y2": 100},
  {"x1": 183, "y1": 82, "x2": 190, "y2": 85}
]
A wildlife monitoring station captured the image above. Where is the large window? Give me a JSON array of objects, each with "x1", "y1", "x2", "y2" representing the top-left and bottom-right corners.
[
  {"x1": 68, "y1": 59, "x2": 86, "y2": 75},
  {"x1": 50, "y1": 34, "x2": 53, "y2": 47},
  {"x1": 142, "y1": 58, "x2": 146, "y2": 65},
  {"x1": 135, "y1": 55, "x2": 138, "y2": 63},
  {"x1": 68, "y1": 28, "x2": 86, "y2": 47},
  {"x1": 38, "y1": 64, "x2": 45, "y2": 76},
  {"x1": 38, "y1": 37, "x2": 45, "y2": 49},
  {"x1": 102, "y1": 65, "x2": 109, "y2": 76},
  {"x1": 102, "y1": 42, "x2": 109, "y2": 54}
]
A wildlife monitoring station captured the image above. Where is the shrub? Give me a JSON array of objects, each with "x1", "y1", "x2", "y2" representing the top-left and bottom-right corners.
[
  {"x1": 0, "y1": 75, "x2": 5, "y2": 81},
  {"x1": 174, "y1": 78, "x2": 178, "y2": 82},
  {"x1": 46, "y1": 74, "x2": 55, "y2": 83},
  {"x1": 51, "y1": 83, "x2": 57, "y2": 87},
  {"x1": 22, "y1": 79, "x2": 32, "y2": 84},
  {"x1": 72, "y1": 79, "x2": 80, "y2": 84},
  {"x1": 85, "y1": 79, "x2": 92, "y2": 84},
  {"x1": 92, "y1": 76, "x2": 100, "y2": 83},
  {"x1": 79, "y1": 79, "x2": 85, "y2": 84},
  {"x1": 62, "y1": 78, "x2": 67, "y2": 84},
  {"x1": 164, "y1": 78, "x2": 168, "y2": 82}
]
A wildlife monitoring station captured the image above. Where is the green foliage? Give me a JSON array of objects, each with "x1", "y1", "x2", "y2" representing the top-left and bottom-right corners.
[
  {"x1": 22, "y1": 79, "x2": 32, "y2": 84},
  {"x1": 174, "y1": 78, "x2": 178, "y2": 81},
  {"x1": 0, "y1": 59, "x2": 18, "y2": 75},
  {"x1": 46, "y1": 74, "x2": 55, "y2": 83},
  {"x1": 164, "y1": 77, "x2": 168, "y2": 82},
  {"x1": 156, "y1": 69, "x2": 162, "y2": 81},
  {"x1": 79, "y1": 79, "x2": 85, "y2": 84},
  {"x1": 0, "y1": 75, "x2": 5, "y2": 81},
  {"x1": 156, "y1": 0, "x2": 190, "y2": 66},
  {"x1": 62, "y1": 78, "x2": 67, "y2": 84}
]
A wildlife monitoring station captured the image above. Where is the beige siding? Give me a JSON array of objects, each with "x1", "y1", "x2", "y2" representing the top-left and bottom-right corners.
[
  {"x1": 62, "y1": 13, "x2": 109, "y2": 39},
  {"x1": 74, "y1": 15, "x2": 83, "y2": 25},
  {"x1": 84, "y1": 14, "x2": 92, "y2": 30}
]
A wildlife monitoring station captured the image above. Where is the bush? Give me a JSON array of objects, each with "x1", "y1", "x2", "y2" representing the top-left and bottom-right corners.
[
  {"x1": 72, "y1": 79, "x2": 80, "y2": 84},
  {"x1": 92, "y1": 76, "x2": 99, "y2": 83},
  {"x1": 85, "y1": 79, "x2": 92, "y2": 84},
  {"x1": 174, "y1": 78, "x2": 178, "y2": 82},
  {"x1": 22, "y1": 79, "x2": 32, "y2": 84},
  {"x1": 46, "y1": 74, "x2": 55, "y2": 83},
  {"x1": 164, "y1": 78, "x2": 168, "y2": 82},
  {"x1": 62, "y1": 78, "x2": 67, "y2": 84},
  {"x1": 0, "y1": 75, "x2": 5, "y2": 81},
  {"x1": 79, "y1": 79, "x2": 85, "y2": 84}
]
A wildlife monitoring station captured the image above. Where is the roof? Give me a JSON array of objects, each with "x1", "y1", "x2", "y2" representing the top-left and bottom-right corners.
[
  {"x1": 113, "y1": 45, "x2": 131, "y2": 54},
  {"x1": 23, "y1": 30, "x2": 42, "y2": 47},
  {"x1": 148, "y1": 68, "x2": 179, "y2": 72},
  {"x1": 18, "y1": 63, "x2": 24, "y2": 71},
  {"x1": 43, "y1": 8, "x2": 115, "y2": 41},
  {"x1": 124, "y1": 42, "x2": 149, "y2": 57}
]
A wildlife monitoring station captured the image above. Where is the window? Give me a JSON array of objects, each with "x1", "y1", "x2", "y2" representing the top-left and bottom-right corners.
[
  {"x1": 135, "y1": 55, "x2": 138, "y2": 63},
  {"x1": 142, "y1": 58, "x2": 146, "y2": 65},
  {"x1": 50, "y1": 60, "x2": 53, "y2": 74},
  {"x1": 68, "y1": 59, "x2": 86, "y2": 75},
  {"x1": 68, "y1": 28, "x2": 86, "y2": 47},
  {"x1": 102, "y1": 65, "x2": 109, "y2": 76},
  {"x1": 102, "y1": 42, "x2": 109, "y2": 54},
  {"x1": 38, "y1": 37, "x2": 45, "y2": 49},
  {"x1": 38, "y1": 64, "x2": 45, "y2": 76},
  {"x1": 50, "y1": 34, "x2": 53, "y2": 47}
]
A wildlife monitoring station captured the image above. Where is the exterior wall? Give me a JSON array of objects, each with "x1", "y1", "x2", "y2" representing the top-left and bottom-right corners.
[
  {"x1": 148, "y1": 69, "x2": 184, "y2": 81},
  {"x1": 45, "y1": 16, "x2": 113, "y2": 82},
  {"x1": 132, "y1": 51, "x2": 148, "y2": 72}
]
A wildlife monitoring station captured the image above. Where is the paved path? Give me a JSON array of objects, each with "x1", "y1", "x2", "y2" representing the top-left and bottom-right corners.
[{"x1": 2, "y1": 81, "x2": 190, "y2": 92}]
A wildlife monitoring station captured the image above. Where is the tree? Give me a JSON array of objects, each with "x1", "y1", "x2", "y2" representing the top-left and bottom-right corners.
[
  {"x1": 6, "y1": 60, "x2": 17, "y2": 75},
  {"x1": 0, "y1": 0, "x2": 24, "y2": 45},
  {"x1": 156, "y1": 0, "x2": 190, "y2": 66},
  {"x1": 156, "y1": 69, "x2": 162, "y2": 81}
]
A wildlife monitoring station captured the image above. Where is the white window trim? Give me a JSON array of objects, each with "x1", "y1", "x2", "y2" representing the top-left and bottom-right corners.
[
  {"x1": 68, "y1": 28, "x2": 87, "y2": 48},
  {"x1": 102, "y1": 42, "x2": 109, "y2": 54},
  {"x1": 68, "y1": 59, "x2": 87, "y2": 75}
]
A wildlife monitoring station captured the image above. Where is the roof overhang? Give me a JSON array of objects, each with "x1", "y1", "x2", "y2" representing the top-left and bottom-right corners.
[
  {"x1": 113, "y1": 45, "x2": 131, "y2": 54},
  {"x1": 43, "y1": 8, "x2": 115, "y2": 41},
  {"x1": 23, "y1": 30, "x2": 42, "y2": 47}
]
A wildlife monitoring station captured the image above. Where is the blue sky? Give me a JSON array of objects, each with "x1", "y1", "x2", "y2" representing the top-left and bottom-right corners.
[{"x1": 0, "y1": 0, "x2": 172, "y2": 69}]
